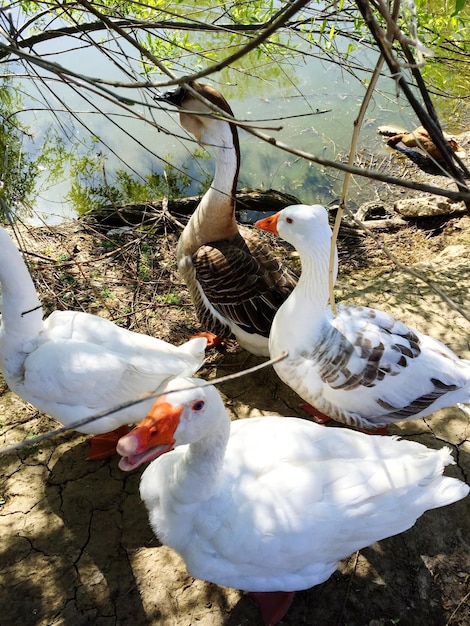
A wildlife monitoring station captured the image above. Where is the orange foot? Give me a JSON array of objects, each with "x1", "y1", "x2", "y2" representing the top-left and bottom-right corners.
[
  {"x1": 247, "y1": 591, "x2": 296, "y2": 626},
  {"x1": 87, "y1": 425, "x2": 130, "y2": 460},
  {"x1": 300, "y1": 402, "x2": 332, "y2": 424},
  {"x1": 358, "y1": 425, "x2": 389, "y2": 435},
  {"x1": 189, "y1": 331, "x2": 225, "y2": 350}
]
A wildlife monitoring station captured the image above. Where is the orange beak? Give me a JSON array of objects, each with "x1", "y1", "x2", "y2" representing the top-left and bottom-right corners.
[
  {"x1": 255, "y1": 212, "x2": 280, "y2": 235},
  {"x1": 117, "y1": 396, "x2": 182, "y2": 471}
]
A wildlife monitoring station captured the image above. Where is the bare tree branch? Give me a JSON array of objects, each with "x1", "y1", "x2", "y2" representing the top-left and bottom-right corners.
[{"x1": 354, "y1": 0, "x2": 470, "y2": 205}]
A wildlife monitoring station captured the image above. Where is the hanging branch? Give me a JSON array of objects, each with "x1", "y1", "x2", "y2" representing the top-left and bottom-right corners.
[
  {"x1": 0, "y1": 1, "x2": 316, "y2": 95},
  {"x1": 0, "y1": 4, "x2": 327, "y2": 61},
  {"x1": 354, "y1": 0, "x2": 470, "y2": 210},
  {"x1": 329, "y1": 0, "x2": 401, "y2": 315},
  {"x1": 4, "y1": 39, "x2": 469, "y2": 205},
  {"x1": 76, "y1": 0, "x2": 315, "y2": 88}
]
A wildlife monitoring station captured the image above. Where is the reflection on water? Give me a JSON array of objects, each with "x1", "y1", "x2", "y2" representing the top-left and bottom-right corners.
[{"x1": 4, "y1": 15, "x2": 469, "y2": 223}]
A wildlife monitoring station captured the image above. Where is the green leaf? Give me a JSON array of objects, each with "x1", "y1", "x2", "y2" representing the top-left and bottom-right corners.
[{"x1": 452, "y1": 0, "x2": 466, "y2": 15}]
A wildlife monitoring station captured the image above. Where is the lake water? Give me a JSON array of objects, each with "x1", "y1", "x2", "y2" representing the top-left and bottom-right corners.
[{"x1": 4, "y1": 9, "x2": 469, "y2": 223}]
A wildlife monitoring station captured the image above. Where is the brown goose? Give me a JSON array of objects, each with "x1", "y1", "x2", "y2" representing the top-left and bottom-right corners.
[
  {"x1": 157, "y1": 81, "x2": 297, "y2": 356},
  {"x1": 378, "y1": 124, "x2": 465, "y2": 160}
]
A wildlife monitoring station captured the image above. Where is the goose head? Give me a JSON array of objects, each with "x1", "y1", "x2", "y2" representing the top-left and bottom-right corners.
[
  {"x1": 156, "y1": 81, "x2": 237, "y2": 149},
  {"x1": 117, "y1": 378, "x2": 225, "y2": 471},
  {"x1": 255, "y1": 204, "x2": 338, "y2": 298},
  {"x1": 255, "y1": 204, "x2": 332, "y2": 256}
]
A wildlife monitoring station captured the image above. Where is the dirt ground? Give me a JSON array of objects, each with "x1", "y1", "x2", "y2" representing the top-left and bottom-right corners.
[{"x1": 1, "y1": 189, "x2": 470, "y2": 625}]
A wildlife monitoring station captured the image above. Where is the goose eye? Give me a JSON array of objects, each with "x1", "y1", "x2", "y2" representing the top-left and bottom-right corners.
[
  {"x1": 192, "y1": 400, "x2": 205, "y2": 411},
  {"x1": 285, "y1": 217, "x2": 293, "y2": 224}
]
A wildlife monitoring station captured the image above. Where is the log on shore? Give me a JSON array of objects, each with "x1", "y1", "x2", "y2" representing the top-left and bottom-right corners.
[{"x1": 80, "y1": 188, "x2": 301, "y2": 229}]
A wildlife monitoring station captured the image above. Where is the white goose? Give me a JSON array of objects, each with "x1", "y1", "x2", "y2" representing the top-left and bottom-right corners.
[
  {"x1": 117, "y1": 377, "x2": 469, "y2": 626},
  {"x1": 255, "y1": 204, "x2": 470, "y2": 430},
  {"x1": 0, "y1": 224, "x2": 206, "y2": 459},
  {"x1": 157, "y1": 81, "x2": 297, "y2": 356}
]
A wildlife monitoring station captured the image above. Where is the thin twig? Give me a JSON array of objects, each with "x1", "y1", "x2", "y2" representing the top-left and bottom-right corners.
[
  {"x1": 330, "y1": 0, "x2": 401, "y2": 315},
  {"x1": 342, "y1": 205, "x2": 470, "y2": 322},
  {"x1": 0, "y1": 352, "x2": 288, "y2": 456},
  {"x1": 330, "y1": 55, "x2": 387, "y2": 315},
  {"x1": 336, "y1": 551, "x2": 360, "y2": 626},
  {"x1": 445, "y1": 589, "x2": 470, "y2": 625}
]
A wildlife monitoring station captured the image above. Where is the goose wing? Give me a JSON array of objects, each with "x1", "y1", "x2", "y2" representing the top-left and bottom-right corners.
[
  {"x1": 193, "y1": 229, "x2": 296, "y2": 336},
  {"x1": 187, "y1": 417, "x2": 467, "y2": 590},
  {"x1": 309, "y1": 304, "x2": 468, "y2": 425}
]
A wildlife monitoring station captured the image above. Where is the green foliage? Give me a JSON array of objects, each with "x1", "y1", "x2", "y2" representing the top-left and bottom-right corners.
[
  {"x1": 141, "y1": 2, "x2": 295, "y2": 83},
  {"x1": 0, "y1": 80, "x2": 39, "y2": 218},
  {"x1": 16, "y1": 1, "x2": 311, "y2": 89},
  {"x1": 66, "y1": 146, "x2": 208, "y2": 215},
  {"x1": 137, "y1": 241, "x2": 152, "y2": 280},
  {"x1": 155, "y1": 288, "x2": 182, "y2": 305},
  {"x1": 416, "y1": 0, "x2": 469, "y2": 49},
  {"x1": 453, "y1": 0, "x2": 467, "y2": 15},
  {"x1": 413, "y1": 0, "x2": 470, "y2": 110},
  {"x1": 59, "y1": 272, "x2": 77, "y2": 286},
  {"x1": 21, "y1": 429, "x2": 40, "y2": 457},
  {"x1": 35, "y1": 129, "x2": 71, "y2": 188},
  {"x1": 100, "y1": 238, "x2": 122, "y2": 251}
]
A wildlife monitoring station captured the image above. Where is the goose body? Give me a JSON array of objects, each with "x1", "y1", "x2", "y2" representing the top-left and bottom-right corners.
[
  {"x1": 117, "y1": 378, "x2": 469, "y2": 624},
  {"x1": 255, "y1": 204, "x2": 470, "y2": 429},
  {"x1": 159, "y1": 82, "x2": 296, "y2": 356},
  {"x1": 0, "y1": 225, "x2": 206, "y2": 456}
]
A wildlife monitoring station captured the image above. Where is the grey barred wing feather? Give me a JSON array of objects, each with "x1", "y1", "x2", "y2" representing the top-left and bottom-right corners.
[
  {"x1": 259, "y1": 203, "x2": 470, "y2": 429},
  {"x1": 320, "y1": 305, "x2": 423, "y2": 390},
  {"x1": 193, "y1": 229, "x2": 297, "y2": 337},
  {"x1": 316, "y1": 304, "x2": 465, "y2": 425}
]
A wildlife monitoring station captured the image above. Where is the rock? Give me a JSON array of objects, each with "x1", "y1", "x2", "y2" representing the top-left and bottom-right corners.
[
  {"x1": 394, "y1": 196, "x2": 467, "y2": 217},
  {"x1": 350, "y1": 201, "x2": 408, "y2": 231}
]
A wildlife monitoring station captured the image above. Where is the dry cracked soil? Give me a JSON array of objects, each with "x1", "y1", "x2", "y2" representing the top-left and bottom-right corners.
[{"x1": 1, "y1": 196, "x2": 469, "y2": 626}]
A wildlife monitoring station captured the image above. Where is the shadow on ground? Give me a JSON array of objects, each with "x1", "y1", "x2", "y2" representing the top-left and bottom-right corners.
[{"x1": 1, "y1": 217, "x2": 469, "y2": 626}]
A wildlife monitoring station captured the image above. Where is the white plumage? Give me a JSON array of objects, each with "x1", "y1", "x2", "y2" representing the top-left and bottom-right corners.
[
  {"x1": 0, "y1": 224, "x2": 206, "y2": 457},
  {"x1": 255, "y1": 204, "x2": 470, "y2": 430},
  {"x1": 117, "y1": 377, "x2": 468, "y2": 624}
]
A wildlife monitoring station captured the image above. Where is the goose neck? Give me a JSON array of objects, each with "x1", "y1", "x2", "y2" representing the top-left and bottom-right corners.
[
  {"x1": 0, "y1": 228, "x2": 44, "y2": 339},
  {"x1": 296, "y1": 245, "x2": 336, "y2": 308},
  {"x1": 172, "y1": 416, "x2": 230, "y2": 504},
  {"x1": 179, "y1": 122, "x2": 240, "y2": 250},
  {"x1": 200, "y1": 117, "x2": 239, "y2": 191}
]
